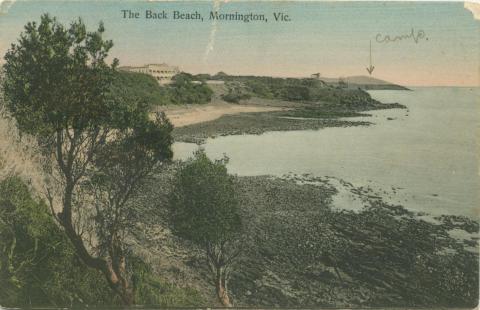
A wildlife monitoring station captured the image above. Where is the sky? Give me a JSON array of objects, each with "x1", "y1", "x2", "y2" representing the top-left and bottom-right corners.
[{"x1": 0, "y1": 0, "x2": 479, "y2": 86}]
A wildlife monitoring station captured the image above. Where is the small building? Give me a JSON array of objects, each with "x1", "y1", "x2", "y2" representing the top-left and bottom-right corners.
[
  {"x1": 311, "y1": 73, "x2": 321, "y2": 79},
  {"x1": 119, "y1": 63, "x2": 180, "y2": 85}
]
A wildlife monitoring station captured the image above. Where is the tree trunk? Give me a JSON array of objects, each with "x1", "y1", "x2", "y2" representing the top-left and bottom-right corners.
[
  {"x1": 59, "y1": 184, "x2": 135, "y2": 306},
  {"x1": 117, "y1": 285, "x2": 134, "y2": 307},
  {"x1": 104, "y1": 272, "x2": 134, "y2": 306},
  {"x1": 53, "y1": 131, "x2": 136, "y2": 306},
  {"x1": 62, "y1": 222, "x2": 135, "y2": 306},
  {"x1": 105, "y1": 250, "x2": 135, "y2": 306},
  {"x1": 215, "y1": 269, "x2": 232, "y2": 307}
]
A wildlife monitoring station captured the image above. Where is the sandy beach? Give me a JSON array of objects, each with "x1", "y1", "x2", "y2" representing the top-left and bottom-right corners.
[{"x1": 157, "y1": 103, "x2": 285, "y2": 127}]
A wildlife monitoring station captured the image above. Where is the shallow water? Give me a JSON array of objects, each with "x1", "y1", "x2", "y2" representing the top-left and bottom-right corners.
[{"x1": 173, "y1": 87, "x2": 480, "y2": 218}]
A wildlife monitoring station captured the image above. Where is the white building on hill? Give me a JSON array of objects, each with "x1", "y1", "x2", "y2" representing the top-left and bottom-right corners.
[{"x1": 119, "y1": 63, "x2": 180, "y2": 85}]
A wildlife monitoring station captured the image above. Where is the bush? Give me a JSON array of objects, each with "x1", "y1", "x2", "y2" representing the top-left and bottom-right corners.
[
  {"x1": 214, "y1": 75, "x2": 378, "y2": 107},
  {"x1": 169, "y1": 150, "x2": 242, "y2": 306},
  {"x1": 222, "y1": 92, "x2": 251, "y2": 103},
  {"x1": 222, "y1": 81, "x2": 252, "y2": 103},
  {"x1": 0, "y1": 176, "x2": 115, "y2": 307},
  {"x1": 0, "y1": 175, "x2": 206, "y2": 307},
  {"x1": 130, "y1": 255, "x2": 205, "y2": 307},
  {"x1": 111, "y1": 71, "x2": 213, "y2": 106},
  {"x1": 111, "y1": 71, "x2": 173, "y2": 106},
  {"x1": 170, "y1": 73, "x2": 213, "y2": 105}
]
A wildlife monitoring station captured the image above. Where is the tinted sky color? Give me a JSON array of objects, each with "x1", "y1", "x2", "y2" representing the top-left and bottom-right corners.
[{"x1": 0, "y1": 1, "x2": 478, "y2": 86}]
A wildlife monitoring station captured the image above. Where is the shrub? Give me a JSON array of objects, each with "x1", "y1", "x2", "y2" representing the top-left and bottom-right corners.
[{"x1": 0, "y1": 176, "x2": 114, "y2": 307}]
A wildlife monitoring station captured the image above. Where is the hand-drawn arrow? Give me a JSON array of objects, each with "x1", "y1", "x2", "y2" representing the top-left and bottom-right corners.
[{"x1": 366, "y1": 40, "x2": 375, "y2": 75}]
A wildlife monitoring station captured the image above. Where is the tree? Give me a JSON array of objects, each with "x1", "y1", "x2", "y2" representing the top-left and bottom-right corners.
[
  {"x1": 170, "y1": 73, "x2": 213, "y2": 105},
  {"x1": 110, "y1": 70, "x2": 173, "y2": 106},
  {"x1": 1, "y1": 14, "x2": 173, "y2": 305},
  {"x1": 169, "y1": 150, "x2": 242, "y2": 307}
]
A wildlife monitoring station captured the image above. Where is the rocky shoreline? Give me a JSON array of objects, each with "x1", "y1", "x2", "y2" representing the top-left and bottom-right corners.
[
  {"x1": 167, "y1": 74, "x2": 407, "y2": 143},
  {"x1": 172, "y1": 99, "x2": 405, "y2": 143},
  {"x1": 231, "y1": 175, "x2": 478, "y2": 307},
  {"x1": 136, "y1": 173, "x2": 479, "y2": 308},
  {"x1": 149, "y1": 85, "x2": 478, "y2": 307}
]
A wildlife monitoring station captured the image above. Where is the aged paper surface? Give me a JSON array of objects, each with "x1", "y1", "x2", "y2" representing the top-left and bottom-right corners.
[{"x1": 0, "y1": 0, "x2": 478, "y2": 308}]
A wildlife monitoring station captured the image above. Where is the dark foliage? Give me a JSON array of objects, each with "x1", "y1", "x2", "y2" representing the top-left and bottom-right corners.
[
  {"x1": 0, "y1": 176, "x2": 115, "y2": 307},
  {"x1": 169, "y1": 73, "x2": 213, "y2": 105},
  {"x1": 110, "y1": 70, "x2": 173, "y2": 107},
  {"x1": 210, "y1": 73, "x2": 382, "y2": 106},
  {"x1": 110, "y1": 71, "x2": 213, "y2": 106},
  {"x1": 169, "y1": 150, "x2": 242, "y2": 306},
  {"x1": 221, "y1": 81, "x2": 252, "y2": 103},
  {"x1": 1, "y1": 14, "x2": 174, "y2": 305}
]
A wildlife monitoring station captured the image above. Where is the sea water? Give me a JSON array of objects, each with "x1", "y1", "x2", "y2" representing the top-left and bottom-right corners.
[{"x1": 173, "y1": 87, "x2": 479, "y2": 218}]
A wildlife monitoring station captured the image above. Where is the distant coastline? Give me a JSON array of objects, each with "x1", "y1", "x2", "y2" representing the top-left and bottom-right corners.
[
  {"x1": 317, "y1": 75, "x2": 411, "y2": 91},
  {"x1": 161, "y1": 74, "x2": 407, "y2": 143}
]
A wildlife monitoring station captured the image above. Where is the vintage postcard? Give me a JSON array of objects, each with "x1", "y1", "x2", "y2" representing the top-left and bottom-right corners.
[{"x1": 0, "y1": 0, "x2": 478, "y2": 308}]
